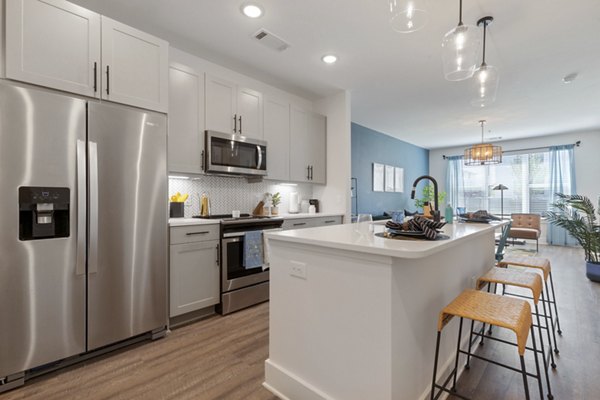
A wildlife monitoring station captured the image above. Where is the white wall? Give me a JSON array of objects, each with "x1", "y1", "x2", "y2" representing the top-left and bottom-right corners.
[
  {"x1": 313, "y1": 90, "x2": 352, "y2": 222},
  {"x1": 429, "y1": 129, "x2": 600, "y2": 205}
]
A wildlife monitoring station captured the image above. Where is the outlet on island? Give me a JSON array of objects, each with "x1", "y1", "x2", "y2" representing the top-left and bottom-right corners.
[{"x1": 290, "y1": 261, "x2": 307, "y2": 280}]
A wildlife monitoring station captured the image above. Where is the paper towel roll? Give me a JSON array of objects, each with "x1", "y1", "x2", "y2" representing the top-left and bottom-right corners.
[{"x1": 289, "y1": 192, "x2": 299, "y2": 213}]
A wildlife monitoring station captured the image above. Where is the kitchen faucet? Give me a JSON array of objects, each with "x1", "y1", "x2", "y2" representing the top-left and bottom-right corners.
[{"x1": 410, "y1": 175, "x2": 441, "y2": 222}]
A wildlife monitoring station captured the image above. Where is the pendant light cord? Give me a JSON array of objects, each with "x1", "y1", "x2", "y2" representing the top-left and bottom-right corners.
[
  {"x1": 458, "y1": 0, "x2": 463, "y2": 26},
  {"x1": 482, "y1": 19, "x2": 487, "y2": 65},
  {"x1": 480, "y1": 120, "x2": 486, "y2": 143}
]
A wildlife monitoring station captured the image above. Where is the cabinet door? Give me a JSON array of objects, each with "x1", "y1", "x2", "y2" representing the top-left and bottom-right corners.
[
  {"x1": 205, "y1": 74, "x2": 236, "y2": 134},
  {"x1": 6, "y1": 0, "x2": 101, "y2": 97},
  {"x1": 282, "y1": 218, "x2": 315, "y2": 230},
  {"x1": 101, "y1": 16, "x2": 168, "y2": 112},
  {"x1": 168, "y1": 64, "x2": 205, "y2": 174},
  {"x1": 309, "y1": 113, "x2": 327, "y2": 184},
  {"x1": 170, "y1": 240, "x2": 220, "y2": 317},
  {"x1": 263, "y1": 96, "x2": 290, "y2": 181},
  {"x1": 237, "y1": 87, "x2": 263, "y2": 139},
  {"x1": 289, "y1": 106, "x2": 311, "y2": 182}
]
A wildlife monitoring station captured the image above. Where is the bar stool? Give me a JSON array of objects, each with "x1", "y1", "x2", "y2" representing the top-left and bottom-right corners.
[
  {"x1": 431, "y1": 289, "x2": 543, "y2": 400},
  {"x1": 498, "y1": 256, "x2": 562, "y2": 353},
  {"x1": 476, "y1": 267, "x2": 554, "y2": 399}
]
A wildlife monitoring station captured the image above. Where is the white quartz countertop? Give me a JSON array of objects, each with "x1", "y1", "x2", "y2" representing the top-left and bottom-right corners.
[
  {"x1": 168, "y1": 212, "x2": 344, "y2": 226},
  {"x1": 168, "y1": 218, "x2": 220, "y2": 227},
  {"x1": 266, "y1": 220, "x2": 507, "y2": 259}
]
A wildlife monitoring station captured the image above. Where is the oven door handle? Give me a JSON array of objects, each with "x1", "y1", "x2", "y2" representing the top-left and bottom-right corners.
[{"x1": 222, "y1": 227, "x2": 282, "y2": 239}]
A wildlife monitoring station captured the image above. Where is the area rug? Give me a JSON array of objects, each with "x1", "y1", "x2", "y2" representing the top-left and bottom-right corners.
[{"x1": 505, "y1": 247, "x2": 538, "y2": 257}]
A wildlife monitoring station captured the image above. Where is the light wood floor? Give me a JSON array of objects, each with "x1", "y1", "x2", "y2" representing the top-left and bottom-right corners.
[{"x1": 2, "y1": 244, "x2": 598, "y2": 399}]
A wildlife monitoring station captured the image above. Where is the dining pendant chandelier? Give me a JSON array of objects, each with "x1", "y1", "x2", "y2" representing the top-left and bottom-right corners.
[
  {"x1": 470, "y1": 16, "x2": 499, "y2": 108},
  {"x1": 464, "y1": 120, "x2": 502, "y2": 166},
  {"x1": 389, "y1": 0, "x2": 428, "y2": 33},
  {"x1": 441, "y1": 0, "x2": 480, "y2": 81}
]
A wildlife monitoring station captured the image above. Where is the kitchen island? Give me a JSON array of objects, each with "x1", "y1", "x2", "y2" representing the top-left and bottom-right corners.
[{"x1": 263, "y1": 220, "x2": 506, "y2": 400}]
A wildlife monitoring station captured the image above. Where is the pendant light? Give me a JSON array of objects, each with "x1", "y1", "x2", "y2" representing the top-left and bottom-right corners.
[
  {"x1": 464, "y1": 120, "x2": 502, "y2": 166},
  {"x1": 389, "y1": 0, "x2": 428, "y2": 33},
  {"x1": 441, "y1": 0, "x2": 480, "y2": 81},
  {"x1": 471, "y1": 16, "x2": 499, "y2": 108}
]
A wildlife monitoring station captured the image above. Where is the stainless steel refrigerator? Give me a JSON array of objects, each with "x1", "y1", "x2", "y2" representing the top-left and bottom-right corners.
[{"x1": 0, "y1": 82, "x2": 167, "y2": 383}]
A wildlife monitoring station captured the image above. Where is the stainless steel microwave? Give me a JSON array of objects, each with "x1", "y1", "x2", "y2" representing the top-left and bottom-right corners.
[{"x1": 205, "y1": 130, "x2": 267, "y2": 176}]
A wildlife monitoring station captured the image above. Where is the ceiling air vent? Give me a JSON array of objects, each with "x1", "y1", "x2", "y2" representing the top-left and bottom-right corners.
[{"x1": 252, "y1": 29, "x2": 290, "y2": 52}]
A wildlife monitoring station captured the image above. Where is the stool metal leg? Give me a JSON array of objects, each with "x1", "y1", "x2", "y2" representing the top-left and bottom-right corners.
[
  {"x1": 549, "y1": 272, "x2": 562, "y2": 335},
  {"x1": 544, "y1": 279, "x2": 560, "y2": 355},
  {"x1": 452, "y1": 318, "x2": 464, "y2": 392},
  {"x1": 465, "y1": 320, "x2": 475, "y2": 369},
  {"x1": 530, "y1": 326, "x2": 544, "y2": 400},
  {"x1": 520, "y1": 355, "x2": 531, "y2": 400},
  {"x1": 535, "y1": 303, "x2": 554, "y2": 399},
  {"x1": 430, "y1": 331, "x2": 442, "y2": 400},
  {"x1": 541, "y1": 292, "x2": 557, "y2": 369}
]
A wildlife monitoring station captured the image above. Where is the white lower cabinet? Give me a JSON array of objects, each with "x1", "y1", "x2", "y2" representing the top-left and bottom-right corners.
[
  {"x1": 282, "y1": 216, "x2": 343, "y2": 230},
  {"x1": 170, "y1": 237, "x2": 220, "y2": 317}
]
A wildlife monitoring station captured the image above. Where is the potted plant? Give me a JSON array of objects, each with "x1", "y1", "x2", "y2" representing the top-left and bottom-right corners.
[
  {"x1": 414, "y1": 184, "x2": 446, "y2": 217},
  {"x1": 271, "y1": 192, "x2": 281, "y2": 215},
  {"x1": 545, "y1": 193, "x2": 600, "y2": 282}
]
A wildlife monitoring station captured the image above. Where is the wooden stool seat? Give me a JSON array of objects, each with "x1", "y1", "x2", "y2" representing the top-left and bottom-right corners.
[
  {"x1": 499, "y1": 256, "x2": 551, "y2": 280},
  {"x1": 478, "y1": 267, "x2": 543, "y2": 304},
  {"x1": 438, "y1": 289, "x2": 532, "y2": 355}
]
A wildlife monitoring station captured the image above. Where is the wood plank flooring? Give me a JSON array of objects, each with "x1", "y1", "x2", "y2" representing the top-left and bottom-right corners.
[{"x1": 2, "y1": 244, "x2": 598, "y2": 399}]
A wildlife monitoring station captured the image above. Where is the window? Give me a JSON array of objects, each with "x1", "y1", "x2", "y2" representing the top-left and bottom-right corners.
[{"x1": 458, "y1": 151, "x2": 560, "y2": 216}]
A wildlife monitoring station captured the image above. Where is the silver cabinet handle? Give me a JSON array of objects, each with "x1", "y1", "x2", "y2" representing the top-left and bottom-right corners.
[
  {"x1": 307, "y1": 165, "x2": 310, "y2": 180},
  {"x1": 106, "y1": 65, "x2": 110, "y2": 95},
  {"x1": 256, "y1": 145, "x2": 263, "y2": 170},
  {"x1": 89, "y1": 141, "x2": 99, "y2": 274},
  {"x1": 324, "y1": 220, "x2": 336, "y2": 223},
  {"x1": 93, "y1": 62, "x2": 98, "y2": 93},
  {"x1": 216, "y1": 244, "x2": 220, "y2": 266},
  {"x1": 239, "y1": 115, "x2": 242, "y2": 135},
  {"x1": 310, "y1": 166, "x2": 314, "y2": 180},
  {"x1": 76, "y1": 140, "x2": 86, "y2": 276},
  {"x1": 233, "y1": 114, "x2": 237, "y2": 133},
  {"x1": 293, "y1": 222, "x2": 307, "y2": 226}
]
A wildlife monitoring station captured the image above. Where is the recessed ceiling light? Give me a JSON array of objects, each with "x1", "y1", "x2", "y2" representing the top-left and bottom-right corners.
[
  {"x1": 321, "y1": 54, "x2": 338, "y2": 64},
  {"x1": 562, "y1": 72, "x2": 578, "y2": 84},
  {"x1": 241, "y1": 3, "x2": 263, "y2": 18}
]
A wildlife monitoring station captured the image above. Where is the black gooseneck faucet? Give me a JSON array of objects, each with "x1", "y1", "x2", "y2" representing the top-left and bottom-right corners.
[{"x1": 410, "y1": 175, "x2": 441, "y2": 222}]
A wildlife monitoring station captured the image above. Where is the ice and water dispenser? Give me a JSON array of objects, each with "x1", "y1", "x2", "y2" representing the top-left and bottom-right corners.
[{"x1": 19, "y1": 187, "x2": 70, "y2": 240}]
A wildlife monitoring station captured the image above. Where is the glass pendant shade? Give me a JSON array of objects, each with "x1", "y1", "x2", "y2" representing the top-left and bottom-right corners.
[
  {"x1": 470, "y1": 64, "x2": 499, "y2": 107},
  {"x1": 442, "y1": 23, "x2": 480, "y2": 81},
  {"x1": 389, "y1": 0, "x2": 428, "y2": 33}
]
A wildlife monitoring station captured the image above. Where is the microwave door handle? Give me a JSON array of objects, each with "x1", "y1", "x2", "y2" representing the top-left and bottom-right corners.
[{"x1": 256, "y1": 145, "x2": 263, "y2": 169}]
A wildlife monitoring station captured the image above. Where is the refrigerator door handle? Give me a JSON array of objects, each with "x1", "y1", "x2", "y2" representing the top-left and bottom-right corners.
[
  {"x1": 76, "y1": 140, "x2": 87, "y2": 276},
  {"x1": 89, "y1": 141, "x2": 99, "y2": 274}
]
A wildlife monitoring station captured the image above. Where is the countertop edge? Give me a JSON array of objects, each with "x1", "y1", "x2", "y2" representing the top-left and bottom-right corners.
[{"x1": 168, "y1": 212, "x2": 345, "y2": 226}]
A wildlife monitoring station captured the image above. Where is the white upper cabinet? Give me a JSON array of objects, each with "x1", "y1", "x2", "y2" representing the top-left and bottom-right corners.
[
  {"x1": 289, "y1": 106, "x2": 327, "y2": 184},
  {"x1": 289, "y1": 106, "x2": 311, "y2": 182},
  {"x1": 101, "y1": 16, "x2": 168, "y2": 113},
  {"x1": 308, "y1": 113, "x2": 327, "y2": 184},
  {"x1": 205, "y1": 74, "x2": 236, "y2": 134},
  {"x1": 237, "y1": 87, "x2": 262, "y2": 139},
  {"x1": 205, "y1": 74, "x2": 263, "y2": 139},
  {"x1": 168, "y1": 64, "x2": 205, "y2": 174},
  {"x1": 263, "y1": 96, "x2": 290, "y2": 181},
  {"x1": 5, "y1": 0, "x2": 101, "y2": 97}
]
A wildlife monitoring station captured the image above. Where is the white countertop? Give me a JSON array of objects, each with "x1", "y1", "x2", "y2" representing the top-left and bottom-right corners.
[
  {"x1": 266, "y1": 220, "x2": 507, "y2": 259},
  {"x1": 168, "y1": 218, "x2": 220, "y2": 227},
  {"x1": 168, "y1": 212, "x2": 344, "y2": 226},
  {"x1": 276, "y1": 212, "x2": 344, "y2": 220}
]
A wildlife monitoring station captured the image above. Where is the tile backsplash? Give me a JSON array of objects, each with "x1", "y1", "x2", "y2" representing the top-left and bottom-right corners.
[{"x1": 169, "y1": 175, "x2": 313, "y2": 217}]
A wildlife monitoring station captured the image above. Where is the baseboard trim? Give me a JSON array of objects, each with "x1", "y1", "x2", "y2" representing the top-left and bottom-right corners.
[{"x1": 264, "y1": 359, "x2": 335, "y2": 400}]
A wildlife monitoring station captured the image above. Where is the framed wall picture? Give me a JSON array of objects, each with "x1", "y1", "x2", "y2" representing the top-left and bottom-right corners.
[
  {"x1": 373, "y1": 163, "x2": 384, "y2": 192},
  {"x1": 385, "y1": 165, "x2": 395, "y2": 192},
  {"x1": 395, "y1": 167, "x2": 404, "y2": 193}
]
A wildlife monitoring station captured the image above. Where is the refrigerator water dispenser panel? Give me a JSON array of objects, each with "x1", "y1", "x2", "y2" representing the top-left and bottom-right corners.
[{"x1": 19, "y1": 187, "x2": 70, "y2": 240}]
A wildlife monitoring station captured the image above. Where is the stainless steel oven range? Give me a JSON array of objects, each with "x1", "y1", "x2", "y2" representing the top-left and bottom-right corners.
[{"x1": 194, "y1": 214, "x2": 283, "y2": 315}]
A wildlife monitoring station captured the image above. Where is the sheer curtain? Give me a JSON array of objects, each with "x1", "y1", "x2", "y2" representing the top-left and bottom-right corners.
[
  {"x1": 445, "y1": 156, "x2": 465, "y2": 210},
  {"x1": 547, "y1": 144, "x2": 577, "y2": 245}
]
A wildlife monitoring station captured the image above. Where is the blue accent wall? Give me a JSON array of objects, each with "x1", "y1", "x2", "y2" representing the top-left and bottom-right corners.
[{"x1": 351, "y1": 123, "x2": 429, "y2": 216}]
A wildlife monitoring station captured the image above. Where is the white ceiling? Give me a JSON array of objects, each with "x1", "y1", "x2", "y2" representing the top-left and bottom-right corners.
[{"x1": 71, "y1": 0, "x2": 600, "y2": 149}]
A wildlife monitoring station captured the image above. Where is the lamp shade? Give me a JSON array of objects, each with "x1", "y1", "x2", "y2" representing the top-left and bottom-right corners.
[
  {"x1": 389, "y1": 0, "x2": 428, "y2": 33},
  {"x1": 470, "y1": 64, "x2": 499, "y2": 107},
  {"x1": 464, "y1": 143, "x2": 502, "y2": 165},
  {"x1": 441, "y1": 23, "x2": 480, "y2": 81},
  {"x1": 492, "y1": 184, "x2": 508, "y2": 191}
]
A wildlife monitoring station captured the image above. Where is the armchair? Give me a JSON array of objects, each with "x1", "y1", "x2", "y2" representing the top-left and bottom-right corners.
[{"x1": 509, "y1": 213, "x2": 541, "y2": 251}]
